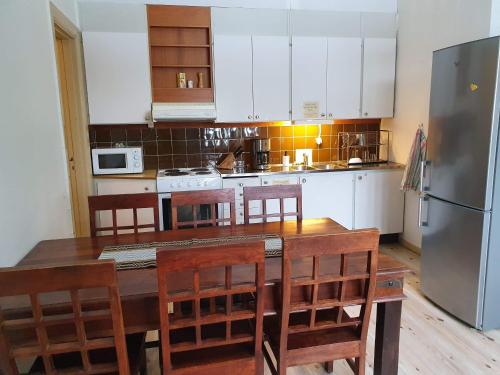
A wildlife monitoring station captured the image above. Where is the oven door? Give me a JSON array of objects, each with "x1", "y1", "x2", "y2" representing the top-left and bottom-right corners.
[{"x1": 158, "y1": 192, "x2": 216, "y2": 231}]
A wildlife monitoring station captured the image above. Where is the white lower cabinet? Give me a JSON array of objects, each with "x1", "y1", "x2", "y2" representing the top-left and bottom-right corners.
[
  {"x1": 300, "y1": 172, "x2": 355, "y2": 230},
  {"x1": 222, "y1": 177, "x2": 261, "y2": 224},
  {"x1": 353, "y1": 169, "x2": 404, "y2": 234},
  {"x1": 221, "y1": 169, "x2": 404, "y2": 234},
  {"x1": 94, "y1": 179, "x2": 157, "y2": 234}
]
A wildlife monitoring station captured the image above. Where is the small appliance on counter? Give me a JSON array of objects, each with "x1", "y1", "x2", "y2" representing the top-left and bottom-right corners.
[
  {"x1": 91, "y1": 147, "x2": 144, "y2": 175},
  {"x1": 252, "y1": 138, "x2": 271, "y2": 170}
]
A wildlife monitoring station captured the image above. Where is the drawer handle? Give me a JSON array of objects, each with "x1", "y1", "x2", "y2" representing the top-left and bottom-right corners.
[
  {"x1": 238, "y1": 183, "x2": 244, "y2": 187},
  {"x1": 239, "y1": 193, "x2": 243, "y2": 197},
  {"x1": 144, "y1": 187, "x2": 149, "y2": 191}
]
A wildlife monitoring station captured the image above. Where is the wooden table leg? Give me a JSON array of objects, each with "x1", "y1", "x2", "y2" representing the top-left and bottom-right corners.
[{"x1": 374, "y1": 300, "x2": 402, "y2": 375}]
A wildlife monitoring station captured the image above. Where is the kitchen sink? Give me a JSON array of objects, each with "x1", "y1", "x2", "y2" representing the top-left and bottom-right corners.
[{"x1": 312, "y1": 162, "x2": 349, "y2": 170}]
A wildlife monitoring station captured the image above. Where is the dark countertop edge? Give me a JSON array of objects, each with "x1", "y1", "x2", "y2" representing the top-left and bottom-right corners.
[{"x1": 218, "y1": 162, "x2": 405, "y2": 178}]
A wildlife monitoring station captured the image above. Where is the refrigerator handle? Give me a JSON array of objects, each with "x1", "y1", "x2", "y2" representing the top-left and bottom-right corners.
[
  {"x1": 420, "y1": 160, "x2": 431, "y2": 192},
  {"x1": 418, "y1": 194, "x2": 429, "y2": 227}
]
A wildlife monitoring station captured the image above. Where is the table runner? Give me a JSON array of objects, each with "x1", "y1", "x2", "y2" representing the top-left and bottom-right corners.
[{"x1": 98, "y1": 234, "x2": 282, "y2": 270}]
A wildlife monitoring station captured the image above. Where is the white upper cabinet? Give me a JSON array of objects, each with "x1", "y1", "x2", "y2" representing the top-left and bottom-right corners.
[
  {"x1": 291, "y1": 36, "x2": 328, "y2": 121},
  {"x1": 361, "y1": 38, "x2": 396, "y2": 118},
  {"x1": 327, "y1": 37, "x2": 362, "y2": 119},
  {"x1": 213, "y1": 35, "x2": 254, "y2": 122},
  {"x1": 252, "y1": 36, "x2": 290, "y2": 122},
  {"x1": 214, "y1": 34, "x2": 291, "y2": 122},
  {"x1": 83, "y1": 31, "x2": 152, "y2": 124}
]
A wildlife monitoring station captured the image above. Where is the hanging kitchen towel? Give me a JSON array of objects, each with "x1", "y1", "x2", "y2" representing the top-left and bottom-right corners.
[{"x1": 401, "y1": 125, "x2": 427, "y2": 192}]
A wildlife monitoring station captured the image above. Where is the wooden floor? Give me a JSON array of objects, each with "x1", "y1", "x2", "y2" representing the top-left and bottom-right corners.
[{"x1": 145, "y1": 244, "x2": 500, "y2": 374}]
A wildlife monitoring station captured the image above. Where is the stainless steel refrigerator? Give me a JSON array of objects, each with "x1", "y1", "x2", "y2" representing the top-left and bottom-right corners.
[{"x1": 420, "y1": 36, "x2": 500, "y2": 330}]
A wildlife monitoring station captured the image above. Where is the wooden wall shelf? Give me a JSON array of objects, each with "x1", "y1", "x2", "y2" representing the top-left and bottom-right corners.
[{"x1": 147, "y1": 5, "x2": 214, "y2": 103}]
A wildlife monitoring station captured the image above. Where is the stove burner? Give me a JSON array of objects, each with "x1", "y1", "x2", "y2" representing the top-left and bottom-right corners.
[
  {"x1": 164, "y1": 171, "x2": 189, "y2": 176},
  {"x1": 190, "y1": 168, "x2": 210, "y2": 172},
  {"x1": 195, "y1": 171, "x2": 212, "y2": 175},
  {"x1": 163, "y1": 169, "x2": 180, "y2": 173}
]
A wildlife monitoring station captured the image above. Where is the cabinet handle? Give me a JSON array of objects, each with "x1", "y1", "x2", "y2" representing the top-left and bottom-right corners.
[
  {"x1": 239, "y1": 212, "x2": 243, "y2": 216},
  {"x1": 302, "y1": 178, "x2": 307, "y2": 183},
  {"x1": 320, "y1": 113, "x2": 326, "y2": 117},
  {"x1": 364, "y1": 112, "x2": 368, "y2": 117},
  {"x1": 328, "y1": 113, "x2": 333, "y2": 118},
  {"x1": 144, "y1": 187, "x2": 149, "y2": 191},
  {"x1": 255, "y1": 115, "x2": 260, "y2": 120},
  {"x1": 239, "y1": 193, "x2": 243, "y2": 197},
  {"x1": 263, "y1": 181, "x2": 268, "y2": 185},
  {"x1": 358, "y1": 176, "x2": 362, "y2": 180},
  {"x1": 248, "y1": 115, "x2": 253, "y2": 120},
  {"x1": 238, "y1": 183, "x2": 244, "y2": 187}
]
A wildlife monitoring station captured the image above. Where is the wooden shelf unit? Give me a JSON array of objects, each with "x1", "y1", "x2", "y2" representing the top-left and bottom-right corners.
[{"x1": 147, "y1": 5, "x2": 213, "y2": 103}]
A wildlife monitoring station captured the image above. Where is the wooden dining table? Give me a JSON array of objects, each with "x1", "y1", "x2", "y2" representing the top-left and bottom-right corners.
[{"x1": 8, "y1": 218, "x2": 410, "y2": 375}]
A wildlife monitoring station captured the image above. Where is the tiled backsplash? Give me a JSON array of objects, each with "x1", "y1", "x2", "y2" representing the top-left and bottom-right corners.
[{"x1": 89, "y1": 122, "x2": 380, "y2": 170}]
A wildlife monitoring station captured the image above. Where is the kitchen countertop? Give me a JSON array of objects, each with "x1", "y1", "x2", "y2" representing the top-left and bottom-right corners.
[
  {"x1": 218, "y1": 161, "x2": 405, "y2": 178},
  {"x1": 93, "y1": 169, "x2": 157, "y2": 180}
]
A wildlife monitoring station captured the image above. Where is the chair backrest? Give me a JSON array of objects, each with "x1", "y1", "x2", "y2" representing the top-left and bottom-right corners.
[
  {"x1": 156, "y1": 241, "x2": 265, "y2": 372},
  {"x1": 88, "y1": 192, "x2": 160, "y2": 237},
  {"x1": 171, "y1": 188, "x2": 236, "y2": 229},
  {"x1": 243, "y1": 185, "x2": 302, "y2": 224},
  {"x1": 279, "y1": 230, "x2": 379, "y2": 350},
  {"x1": 0, "y1": 260, "x2": 130, "y2": 375}
]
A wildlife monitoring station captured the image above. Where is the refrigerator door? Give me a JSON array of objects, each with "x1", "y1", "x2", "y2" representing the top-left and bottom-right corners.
[
  {"x1": 421, "y1": 195, "x2": 489, "y2": 328},
  {"x1": 426, "y1": 37, "x2": 500, "y2": 210}
]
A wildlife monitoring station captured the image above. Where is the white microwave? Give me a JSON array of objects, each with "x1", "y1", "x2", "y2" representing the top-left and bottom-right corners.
[{"x1": 92, "y1": 147, "x2": 144, "y2": 175}]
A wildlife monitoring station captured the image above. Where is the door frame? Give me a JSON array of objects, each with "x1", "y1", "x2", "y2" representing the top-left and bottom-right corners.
[{"x1": 51, "y1": 4, "x2": 93, "y2": 237}]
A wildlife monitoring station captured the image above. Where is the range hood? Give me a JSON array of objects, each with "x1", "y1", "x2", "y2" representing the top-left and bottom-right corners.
[{"x1": 152, "y1": 102, "x2": 216, "y2": 122}]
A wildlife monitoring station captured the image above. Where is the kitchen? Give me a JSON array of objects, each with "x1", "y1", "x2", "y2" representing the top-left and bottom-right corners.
[{"x1": 1, "y1": 1, "x2": 500, "y2": 374}]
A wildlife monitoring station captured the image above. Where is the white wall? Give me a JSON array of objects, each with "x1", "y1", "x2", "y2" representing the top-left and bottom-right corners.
[
  {"x1": 492, "y1": 0, "x2": 500, "y2": 36},
  {"x1": 382, "y1": 0, "x2": 494, "y2": 248},
  {"x1": 0, "y1": 0, "x2": 79, "y2": 267}
]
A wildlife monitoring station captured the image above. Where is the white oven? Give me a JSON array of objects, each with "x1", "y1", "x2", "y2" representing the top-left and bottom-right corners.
[
  {"x1": 92, "y1": 147, "x2": 144, "y2": 175},
  {"x1": 157, "y1": 168, "x2": 223, "y2": 231}
]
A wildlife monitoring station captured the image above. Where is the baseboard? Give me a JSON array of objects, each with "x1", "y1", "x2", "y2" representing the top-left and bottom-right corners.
[{"x1": 399, "y1": 237, "x2": 421, "y2": 255}]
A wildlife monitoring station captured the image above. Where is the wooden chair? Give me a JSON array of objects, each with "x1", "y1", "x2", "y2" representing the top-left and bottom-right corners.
[
  {"x1": 171, "y1": 188, "x2": 236, "y2": 229},
  {"x1": 243, "y1": 185, "x2": 302, "y2": 224},
  {"x1": 88, "y1": 192, "x2": 160, "y2": 237},
  {"x1": 0, "y1": 260, "x2": 146, "y2": 375},
  {"x1": 263, "y1": 230, "x2": 379, "y2": 375},
  {"x1": 156, "y1": 241, "x2": 265, "y2": 374}
]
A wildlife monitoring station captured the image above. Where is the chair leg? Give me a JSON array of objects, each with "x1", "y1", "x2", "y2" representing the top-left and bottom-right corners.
[
  {"x1": 324, "y1": 361, "x2": 334, "y2": 373},
  {"x1": 277, "y1": 359, "x2": 287, "y2": 375},
  {"x1": 355, "y1": 356, "x2": 365, "y2": 375}
]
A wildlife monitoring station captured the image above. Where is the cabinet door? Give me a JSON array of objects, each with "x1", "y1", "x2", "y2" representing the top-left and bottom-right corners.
[
  {"x1": 354, "y1": 170, "x2": 404, "y2": 234},
  {"x1": 327, "y1": 37, "x2": 362, "y2": 119},
  {"x1": 362, "y1": 38, "x2": 396, "y2": 118},
  {"x1": 222, "y1": 177, "x2": 261, "y2": 224},
  {"x1": 300, "y1": 172, "x2": 354, "y2": 229},
  {"x1": 252, "y1": 36, "x2": 290, "y2": 122},
  {"x1": 94, "y1": 179, "x2": 157, "y2": 234},
  {"x1": 82, "y1": 32, "x2": 152, "y2": 124},
  {"x1": 291, "y1": 36, "x2": 328, "y2": 121},
  {"x1": 213, "y1": 35, "x2": 254, "y2": 122}
]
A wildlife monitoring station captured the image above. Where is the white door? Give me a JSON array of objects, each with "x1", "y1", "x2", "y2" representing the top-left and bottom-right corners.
[
  {"x1": 291, "y1": 36, "x2": 328, "y2": 121},
  {"x1": 83, "y1": 32, "x2": 152, "y2": 124},
  {"x1": 252, "y1": 36, "x2": 290, "y2": 122},
  {"x1": 362, "y1": 38, "x2": 396, "y2": 118},
  {"x1": 327, "y1": 37, "x2": 362, "y2": 119},
  {"x1": 213, "y1": 35, "x2": 254, "y2": 122},
  {"x1": 354, "y1": 170, "x2": 404, "y2": 234},
  {"x1": 300, "y1": 172, "x2": 354, "y2": 230}
]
